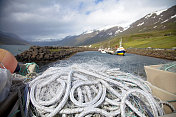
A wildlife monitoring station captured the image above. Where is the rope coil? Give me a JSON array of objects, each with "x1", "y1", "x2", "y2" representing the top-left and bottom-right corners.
[{"x1": 25, "y1": 64, "x2": 174, "y2": 117}]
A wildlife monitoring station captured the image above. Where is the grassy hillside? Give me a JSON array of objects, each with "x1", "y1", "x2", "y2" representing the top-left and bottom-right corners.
[{"x1": 92, "y1": 29, "x2": 176, "y2": 49}]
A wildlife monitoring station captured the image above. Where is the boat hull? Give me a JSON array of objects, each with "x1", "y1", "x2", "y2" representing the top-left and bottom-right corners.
[{"x1": 116, "y1": 50, "x2": 125, "y2": 55}]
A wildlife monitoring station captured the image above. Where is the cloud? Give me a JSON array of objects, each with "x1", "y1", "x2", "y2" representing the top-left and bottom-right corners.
[{"x1": 0, "y1": 0, "x2": 175, "y2": 41}]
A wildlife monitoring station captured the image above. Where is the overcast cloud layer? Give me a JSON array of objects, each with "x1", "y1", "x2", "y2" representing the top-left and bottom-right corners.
[{"x1": 0, "y1": 0, "x2": 176, "y2": 41}]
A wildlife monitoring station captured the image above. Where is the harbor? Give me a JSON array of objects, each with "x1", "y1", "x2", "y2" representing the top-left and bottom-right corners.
[{"x1": 0, "y1": 47, "x2": 176, "y2": 117}]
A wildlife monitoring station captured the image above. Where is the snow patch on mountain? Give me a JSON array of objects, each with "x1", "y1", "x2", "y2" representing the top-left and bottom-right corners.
[
  {"x1": 115, "y1": 30, "x2": 121, "y2": 34},
  {"x1": 145, "y1": 8, "x2": 167, "y2": 19},
  {"x1": 97, "y1": 24, "x2": 118, "y2": 31},
  {"x1": 161, "y1": 19, "x2": 169, "y2": 24},
  {"x1": 160, "y1": 13, "x2": 176, "y2": 24},
  {"x1": 145, "y1": 13, "x2": 153, "y2": 18},
  {"x1": 153, "y1": 26, "x2": 157, "y2": 28},
  {"x1": 154, "y1": 9, "x2": 167, "y2": 15},
  {"x1": 83, "y1": 30, "x2": 94, "y2": 34},
  {"x1": 108, "y1": 32, "x2": 113, "y2": 35},
  {"x1": 137, "y1": 22, "x2": 144, "y2": 26},
  {"x1": 171, "y1": 14, "x2": 176, "y2": 19},
  {"x1": 123, "y1": 26, "x2": 130, "y2": 31}
]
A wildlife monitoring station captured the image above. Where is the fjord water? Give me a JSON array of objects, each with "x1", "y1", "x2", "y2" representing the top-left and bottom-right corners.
[
  {"x1": 47, "y1": 51, "x2": 173, "y2": 80},
  {"x1": 0, "y1": 45, "x2": 31, "y2": 55},
  {"x1": 0, "y1": 45, "x2": 173, "y2": 79}
]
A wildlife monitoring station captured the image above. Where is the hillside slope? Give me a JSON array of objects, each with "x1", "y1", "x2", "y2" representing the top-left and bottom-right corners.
[
  {"x1": 57, "y1": 26, "x2": 124, "y2": 46},
  {"x1": 122, "y1": 5, "x2": 176, "y2": 34},
  {"x1": 92, "y1": 5, "x2": 176, "y2": 49},
  {"x1": 79, "y1": 26, "x2": 123, "y2": 46},
  {"x1": 0, "y1": 31, "x2": 29, "y2": 45}
]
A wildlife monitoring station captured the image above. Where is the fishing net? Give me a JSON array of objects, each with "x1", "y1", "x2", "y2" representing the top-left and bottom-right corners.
[{"x1": 160, "y1": 62, "x2": 176, "y2": 73}]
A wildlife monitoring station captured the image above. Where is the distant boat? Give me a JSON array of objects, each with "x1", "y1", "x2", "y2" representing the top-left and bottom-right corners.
[
  {"x1": 98, "y1": 48, "x2": 102, "y2": 52},
  {"x1": 115, "y1": 38, "x2": 125, "y2": 56},
  {"x1": 101, "y1": 49, "x2": 106, "y2": 53},
  {"x1": 106, "y1": 48, "x2": 114, "y2": 54},
  {"x1": 106, "y1": 41, "x2": 115, "y2": 54}
]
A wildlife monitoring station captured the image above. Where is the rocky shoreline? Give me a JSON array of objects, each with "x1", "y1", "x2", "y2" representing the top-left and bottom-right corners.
[
  {"x1": 15, "y1": 46, "x2": 176, "y2": 67},
  {"x1": 15, "y1": 46, "x2": 96, "y2": 66},
  {"x1": 126, "y1": 48, "x2": 176, "y2": 60}
]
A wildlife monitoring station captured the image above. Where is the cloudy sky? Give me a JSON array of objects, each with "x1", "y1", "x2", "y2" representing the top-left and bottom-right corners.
[{"x1": 0, "y1": 0, "x2": 175, "y2": 41}]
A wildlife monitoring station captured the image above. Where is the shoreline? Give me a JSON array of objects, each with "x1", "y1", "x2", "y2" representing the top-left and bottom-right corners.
[
  {"x1": 15, "y1": 46, "x2": 176, "y2": 68},
  {"x1": 126, "y1": 48, "x2": 176, "y2": 61},
  {"x1": 15, "y1": 46, "x2": 96, "y2": 66}
]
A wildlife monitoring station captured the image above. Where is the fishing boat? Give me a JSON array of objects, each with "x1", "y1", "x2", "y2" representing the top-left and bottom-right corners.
[
  {"x1": 101, "y1": 49, "x2": 106, "y2": 53},
  {"x1": 115, "y1": 38, "x2": 125, "y2": 56}
]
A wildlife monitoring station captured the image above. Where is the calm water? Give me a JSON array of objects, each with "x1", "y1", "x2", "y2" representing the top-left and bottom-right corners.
[
  {"x1": 0, "y1": 45, "x2": 31, "y2": 55},
  {"x1": 0, "y1": 45, "x2": 173, "y2": 79},
  {"x1": 45, "y1": 51, "x2": 173, "y2": 80}
]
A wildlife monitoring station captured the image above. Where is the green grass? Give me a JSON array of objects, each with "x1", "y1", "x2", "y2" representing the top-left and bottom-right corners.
[
  {"x1": 92, "y1": 29, "x2": 176, "y2": 49},
  {"x1": 124, "y1": 36, "x2": 176, "y2": 48},
  {"x1": 49, "y1": 49, "x2": 63, "y2": 52}
]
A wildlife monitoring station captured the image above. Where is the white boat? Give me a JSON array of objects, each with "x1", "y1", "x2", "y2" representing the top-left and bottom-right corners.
[
  {"x1": 101, "y1": 49, "x2": 106, "y2": 53},
  {"x1": 106, "y1": 48, "x2": 114, "y2": 54},
  {"x1": 98, "y1": 48, "x2": 102, "y2": 52}
]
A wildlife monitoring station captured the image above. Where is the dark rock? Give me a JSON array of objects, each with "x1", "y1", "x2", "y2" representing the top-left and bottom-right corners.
[
  {"x1": 126, "y1": 48, "x2": 176, "y2": 60},
  {"x1": 15, "y1": 46, "x2": 96, "y2": 66}
]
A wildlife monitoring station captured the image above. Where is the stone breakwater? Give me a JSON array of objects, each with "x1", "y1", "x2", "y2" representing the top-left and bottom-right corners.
[
  {"x1": 126, "y1": 48, "x2": 176, "y2": 60},
  {"x1": 15, "y1": 46, "x2": 96, "y2": 65}
]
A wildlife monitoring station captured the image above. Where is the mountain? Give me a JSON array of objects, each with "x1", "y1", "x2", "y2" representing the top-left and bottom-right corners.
[
  {"x1": 30, "y1": 40, "x2": 60, "y2": 46},
  {"x1": 58, "y1": 5, "x2": 176, "y2": 46},
  {"x1": 91, "y1": 5, "x2": 176, "y2": 49},
  {"x1": 0, "y1": 31, "x2": 29, "y2": 45},
  {"x1": 57, "y1": 26, "x2": 124, "y2": 46},
  {"x1": 122, "y1": 5, "x2": 176, "y2": 34},
  {"x1": 79, "y1": 26, "x2": 124, "y2": 46},
  {"x1": 31, "y1": 5, "x2": 176, "y2": 47}
]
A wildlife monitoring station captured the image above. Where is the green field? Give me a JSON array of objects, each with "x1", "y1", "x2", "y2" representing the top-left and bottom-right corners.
[{"x1": 92, "y1": 29, "x2": 176, "y2": 49}]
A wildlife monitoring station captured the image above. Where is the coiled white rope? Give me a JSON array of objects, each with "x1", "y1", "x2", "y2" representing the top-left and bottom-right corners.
[
  {"x1": 69, "y1": 81, "x2": 105, "y2": 107},
  {"x1": 25, "y1": 64, "x2": 173, "y2": 117},
  {"x1": 120, "y1": 89, "x2": 158, "y2": 117}
]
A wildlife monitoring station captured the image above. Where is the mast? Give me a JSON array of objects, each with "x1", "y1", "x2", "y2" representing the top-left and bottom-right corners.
[{"x1": 119, "y1": 38, "x2": 122, "y2": 47}]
